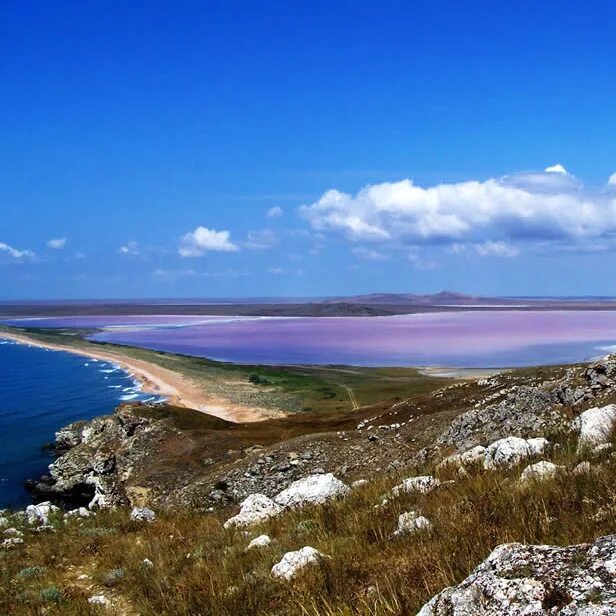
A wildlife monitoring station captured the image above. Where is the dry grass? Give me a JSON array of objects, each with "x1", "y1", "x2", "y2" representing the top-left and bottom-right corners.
[{"x1": 2, "y1": 431, "x2": 616, "y2": 615}]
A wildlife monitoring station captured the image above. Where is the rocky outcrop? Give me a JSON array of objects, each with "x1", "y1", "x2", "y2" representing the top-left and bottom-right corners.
[
  {"x1": 438, "y1": 386, "x2": 565, "y2": 452},
  {"x1": 31, "y1": 405, "x2": 177, "y2": 509},
  {"x1": 418, "y1": 534, "x2": 616, "y2": 615},
  {"x1": 438, "y1": 356, "x2": 616, "y2": 453}
]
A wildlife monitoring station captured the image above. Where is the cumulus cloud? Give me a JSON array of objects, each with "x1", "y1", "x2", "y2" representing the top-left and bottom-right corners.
[
  {"x1": 0, "y1": 242, "x2": 35, "y2": 262},
  {"x1": 47, "y1": 237, "x2": 66, "y2": 249},
  {"x1": 245, "y1": 229, "x2": 277, "y2": 250},
  {"x1": 267, "y1": 206, "x2": 283, "y2": 218},
  {"x1": 118, "y1": 241, "x2": 140, "y2": 256},
  {"x1": 299, "y1": 168, "x2": 616, "y2": 251},
  {"x1": 179, "y1": 227, "x2": 238, "y2": 257},
  {"x1": 609, "y1": 173, "x2": 616, "y2": 186}
]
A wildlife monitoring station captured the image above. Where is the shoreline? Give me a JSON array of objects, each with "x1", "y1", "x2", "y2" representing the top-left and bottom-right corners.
[{"x1": 0, "y1": 331, "x2": 272, "y2": 423}]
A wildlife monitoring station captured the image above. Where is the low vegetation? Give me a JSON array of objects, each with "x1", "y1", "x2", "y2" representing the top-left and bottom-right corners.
[{"x1": 2, "y1": 428, "x2": 615, "y2": 615}]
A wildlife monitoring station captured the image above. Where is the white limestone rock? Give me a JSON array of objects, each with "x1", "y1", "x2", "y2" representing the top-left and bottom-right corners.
[
  {"x1": 483, "y1": 436, "x2": 549, "y2": 470},
  {"x1": 392, "y1": 475, "x2": 440, "y2": 497},
  {"x1": 26, "y1": 502, "x2": 60, "y2": 525},
  {"x1": 223, "y1": 494, "x2": 283, "y2": 529},
  {"x1": 351, "y1": 479, "x2": 368, "y2": 488},
  {"x1": 439, "y1": 445, "x2": 487, "y2": 470},
  {"x1": 1, "y1": 537, "x2": 24, "y2": 549},
  {"x1": 246, "y1": 534, "x2": 272, "y2": 551},
  {"x1": 271, "y1": 546, "x2": 323, "y2": 580},
  {"x1": 527, "y1": 437, "x2": 550, "y2": 455},
  {"x1": 64, "y1": 507, "x2": 93, "y2": 519},
  {"x1": 130, "y1": 507, "x2": 156, "y2": 523},
  {"x1": 573, "y1": 405, "x2": 616, "y2": 453},
  {"x1": 88, "y1": 594, "x2": 109, "y2": 606},
  {"x1": 519, "y1": 461, "x2": 562, "y2": 484},
  {"x1": 393, "y1": 511, "x2": 432, "y2": 538},
  {"x1": 573, "y1": 461, "x2": 593, "y2": 476},
  {"x1": 418, "y1": 534, "x2": 616, "y2": 615},
  {"x1": 273, "y1": 473, "x2": 350, "y2": 508}
]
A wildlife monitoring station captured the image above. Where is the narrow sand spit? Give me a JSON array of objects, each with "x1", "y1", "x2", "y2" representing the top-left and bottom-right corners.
[{"x1": 0, "y1": 331, "x2": 275, "y2": 423}]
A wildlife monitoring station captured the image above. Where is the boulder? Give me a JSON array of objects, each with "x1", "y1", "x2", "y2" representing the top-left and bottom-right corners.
[
  {"x1": 271, "y1": 546, "x2": 323, "y2": 580},
  {"x1": 519, "y1": 461, "x2": 562, "y2": 484},
  {"x1": 223, "y1": 494, "x2": 283, "y2": 529},
  {"x1": 26, "y1": 502, "x2": 60, "y2": 525},
  {"x1": 572, "y1": 405, "x2": 616, "y2": 452},
  {"x1": 351, "y1": 479, "x2": 368, "y2": 488},
  {"x1": 392, "y1": 475, "x2": 440, "y2": 497},
  {"x1": 392, "y1": 511, "x2": 432, "y2": 538},
  {"x1": 573, "y1": 461, "x2": 592, "y2": 476},
  {"x1": 64, "y1": 507, "x2": 93, "y2": 519},
  {"x1": 483, "y1": 437, "x2": 548, "y2": 470},
  {"x1": 246, "y1": 534, "x2": 272, "y2": 551},
  {"x1": 273, "y1": 473, "x2": 350, "y2": 508},
  {"x1": 130, "y1": 507, "x2": 156, "y2": 523},
  {"x1": 439, "y1": 446, "x2": 487, "y2": 470},
  {"x1": 418, "y1": 534, "x2": 616, "y2": 615}
]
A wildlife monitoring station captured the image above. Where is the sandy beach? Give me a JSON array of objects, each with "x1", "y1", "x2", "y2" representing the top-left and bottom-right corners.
[{"x1": 0, "y1": 331, "x2": 272, "y2": 423}]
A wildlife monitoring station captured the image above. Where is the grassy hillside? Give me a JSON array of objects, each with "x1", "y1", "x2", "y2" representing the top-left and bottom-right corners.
[{"x1": 1, "y1": 430, "x2": 615, "y2": 615}]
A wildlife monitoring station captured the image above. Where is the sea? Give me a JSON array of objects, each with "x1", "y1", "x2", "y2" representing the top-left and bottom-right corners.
[{"x1": 0, "y1": 339, "x2": 163, "y2": 509}]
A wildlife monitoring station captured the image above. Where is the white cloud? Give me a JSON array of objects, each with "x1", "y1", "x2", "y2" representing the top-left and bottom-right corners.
[
  {"x1": 245, "y1": 229, "x2": 277, "y2": 250},
  {"x1": 152, "y1": 268, "x2": 246, "y2": 281},
  {"x1": 451, "y1": 241, "x2": 519, "y2": 258},
  {"x1": 47, "y1": 237, "x2": 66, "y2": 249},
  {"x1": 267, "y1": 206, "x2": 283, "y2": 218},
  {"x1": 179, "y1": 227, "x2": 239, "y2": 257},
  {"x1": 118, "y1": 241, "x2": 140, "y2": 256},
  {"x1": 268, "y1": 267, "x2": 285, "y2": 275},
  {"x1": 352, "y1": 247, "x2": 388, "y2": 261},
  {"x1": 152, "y1": 268, "x2": 198, "y2": 280},
  {"x1": 544, "y1": 163, "x2": 569, "y2": 175},
  {"x1": 408, "y1": 251, "x2": 438, "y2": 270},
  {"x1": 0, "y1": 242, "x2": 35, "y2": 262},
  {"x1": 609, "y1": 173, "x2": 616, "y2": 186},
  {"x1": 300, "y1": 168, "x2": 616, "y2": 250}
]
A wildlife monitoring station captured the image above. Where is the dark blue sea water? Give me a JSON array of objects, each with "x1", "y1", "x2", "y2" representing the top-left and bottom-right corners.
[{"x1": 0, "y1": 339, "x2": 163, "y2": 509}]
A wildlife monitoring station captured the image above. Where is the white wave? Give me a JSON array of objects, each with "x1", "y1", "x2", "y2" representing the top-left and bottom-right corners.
[
  {"x1": 596, "y1": 344, "x2": 616, "y2": 353},
  {"x1": 108, "y1": 385, "x2": 122, "y2": 389},
  {"x1": 120, "y1": 393, "x2": 139, "y2": 401}
]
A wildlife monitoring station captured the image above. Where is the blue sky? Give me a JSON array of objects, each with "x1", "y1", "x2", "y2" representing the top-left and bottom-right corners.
[{"x1": 2, "y1": 1, "x2": 616, "y2": 299}]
